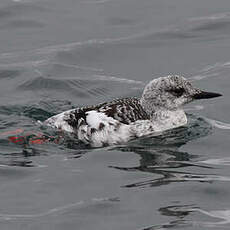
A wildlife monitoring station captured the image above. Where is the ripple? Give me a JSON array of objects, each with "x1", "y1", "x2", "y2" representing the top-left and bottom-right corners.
[
  {"x1": 200, "y1": 157, "x2": 230, "y2": 166},
  {"x1": 0, "y1": 20, "x2": 44, "y2": 29},
  {"x1": 106, "y1": 17, "x2": 138, "y2": 27},
  {"x1": 193, "y1": 208, "x2": 230, "y2": 226},
  {"x1": 0, "y1": 196, "x2": 119, "y2": 221},
  {"x1": 184, "y1": 105, "x2": 204, "y2": 112},
  {"x1": 0, "y1": 10, "x2": 229, "y2": 66},
  {"x1": 191, "y1": 20, "x2": 230, "y2": 32},
  {"x1": 18, "y1": 76, "x2": 72, "y2": 91},
  {"x1": 0, "y1": 201, "x2": 84, "y2": 220},
  {"x1": 204, "y1": 117, "x2": 230, "y2": 130},
  {"x1": 0, "y1": 103, "x2": 54, "y2": 120},
  {"x1": 0, "y1": 60, "x2": 48, "y2": 68},
  {"x1": 17, "y1": 76, "x2": 110, "y2": 98},
  {"x1": 143, "y1": 205, "x2": 230, "y2": 229},
  {"x1": 0, "y1": 70, "x2": 21, "y2": 79},
  {"x1": 189, "y1": 12, "x2": 230, "y2": 22},
  {"x1": 17, "y1": 73, "x2": 143, "y2": 100},
  {"x1": 23, "y1": 106, "x2": 54, "y2": 121},
  {"x1": 79, "y1": 0, "x2": 112, "y2": 3},
  {"x1": 0, "y1": 2, "x2": 48, "y2": 20},
  {"x1": 122, "y1": 171, "x2": 230, "y2": 188},
  {"x1": 190, "y1": 60, "x2": 230, "y2": 82}
]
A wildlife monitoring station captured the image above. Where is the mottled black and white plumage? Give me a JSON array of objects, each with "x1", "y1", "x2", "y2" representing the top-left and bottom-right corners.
[
  {"x1": 44, "y1": 75, "x2": 222, "y2": 147},
  {"x1": 67, "y1": 97, "x2": 150, "y2": 126}
]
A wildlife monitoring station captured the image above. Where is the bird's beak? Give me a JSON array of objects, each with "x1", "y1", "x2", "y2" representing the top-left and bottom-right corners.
[{"x1": 193, "y1": 91, "x2": 222, "y2": 100}]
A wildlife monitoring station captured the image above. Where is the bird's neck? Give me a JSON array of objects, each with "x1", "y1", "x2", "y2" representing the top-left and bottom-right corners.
[
  {"x1": 150, "y1": 109, "x2": 187, "y2": 132},
  {"x1": 140, "y1": 97, "x2": 187, "y2": 131}
]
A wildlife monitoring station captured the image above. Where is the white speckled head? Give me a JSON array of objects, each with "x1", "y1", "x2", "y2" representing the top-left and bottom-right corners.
[{"x1": 140, "y1": 75, "x2": 222, "y2": 116}]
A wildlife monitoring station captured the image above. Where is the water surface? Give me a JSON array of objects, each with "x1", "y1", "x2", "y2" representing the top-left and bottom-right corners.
[{"x1": 0, "y1": 0, "x2": 230, "y2": 229}]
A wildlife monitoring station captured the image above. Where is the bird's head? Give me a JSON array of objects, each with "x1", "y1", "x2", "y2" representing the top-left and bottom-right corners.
[{"x1": 140, "y1": 75, "x2": 222, "y2": 115}]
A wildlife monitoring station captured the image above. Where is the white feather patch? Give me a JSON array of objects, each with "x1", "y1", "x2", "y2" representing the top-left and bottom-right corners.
[
  {"x1": 74, "y1": 111, "x2": 131, "y2": 147},
  {"x1": 44, "y1": 109, "x2": 74, "y2": 133}
]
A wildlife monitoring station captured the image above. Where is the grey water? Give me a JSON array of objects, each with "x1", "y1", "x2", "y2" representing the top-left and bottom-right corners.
[{"x1": 0, "y1": 0, "x2": 230, "y2": 229}]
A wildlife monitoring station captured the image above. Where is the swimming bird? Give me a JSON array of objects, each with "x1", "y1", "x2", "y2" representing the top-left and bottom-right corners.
[{"x1": 44, "y1": 75, "x2": 222, "y2": 147}]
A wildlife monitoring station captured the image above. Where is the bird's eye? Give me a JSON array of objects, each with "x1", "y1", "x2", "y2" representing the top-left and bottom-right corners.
[{"x1": 168, "y1": 88, "x2": 185, "y2": 97}]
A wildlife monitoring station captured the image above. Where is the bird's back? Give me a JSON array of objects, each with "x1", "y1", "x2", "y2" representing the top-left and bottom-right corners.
[{"x1": 65, "y1": 97, "x2": 149, "y2": 128}]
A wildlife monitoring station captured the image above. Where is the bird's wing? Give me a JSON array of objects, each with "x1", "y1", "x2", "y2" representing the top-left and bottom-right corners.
[{"x1": 65, "y1": 97, "x2": 150, "y2": 129}]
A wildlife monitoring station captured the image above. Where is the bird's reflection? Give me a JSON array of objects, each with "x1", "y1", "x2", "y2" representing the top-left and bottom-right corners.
[
  {"x1": 109, "y1": 114, "x2": 216, "y2": 188},
  {"x1": 142, "y1": 204, "x2": 196, "y2": 230},
  {"x1": 141, "y1": 204, "x2": 230, "y2": 229}
]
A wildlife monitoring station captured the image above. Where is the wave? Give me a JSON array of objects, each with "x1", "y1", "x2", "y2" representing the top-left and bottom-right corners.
[
  {"x1": 0, "y1": 201, "x2": 84, "y2": 220},
  {"x1": 189, "y1": 60, "x2": 230, "y2": 82},
  {"x1": 204, "y1": 117, "x2": 230, "y2": 130},
  {"x1": 189, "y1": 12, "x2": 230, "y2": 22},
  {"x1": 0, "y1": 19, "x2": 44, "y2": 29},
  {"x1": 142, "y1": 205, "x2": 230, "y2": 229},
  {"x1": 122, "y1": 171, "x2": 230, "y2": 188},
  {"x1": 12, "y1": 0, "x2": 112, "y2": 4},
  {"x1": 0, "y1": 11, "x2": 229, "y2": 66},
  {"x1": 0, "y1": 196, "x2": 117, "y2": 220},
  {"x1": 0, "y1": 1, "x2": 48, "y2": 20},
  {"x1": 15, "y1": 73, "x2": 143, "y2": 105},
  {"x1": 79, "y1": 0, "x2": 112, "y2": 4},
  {"x1": 200, "y1": 157, "x2": 230, "y2": 166}
]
